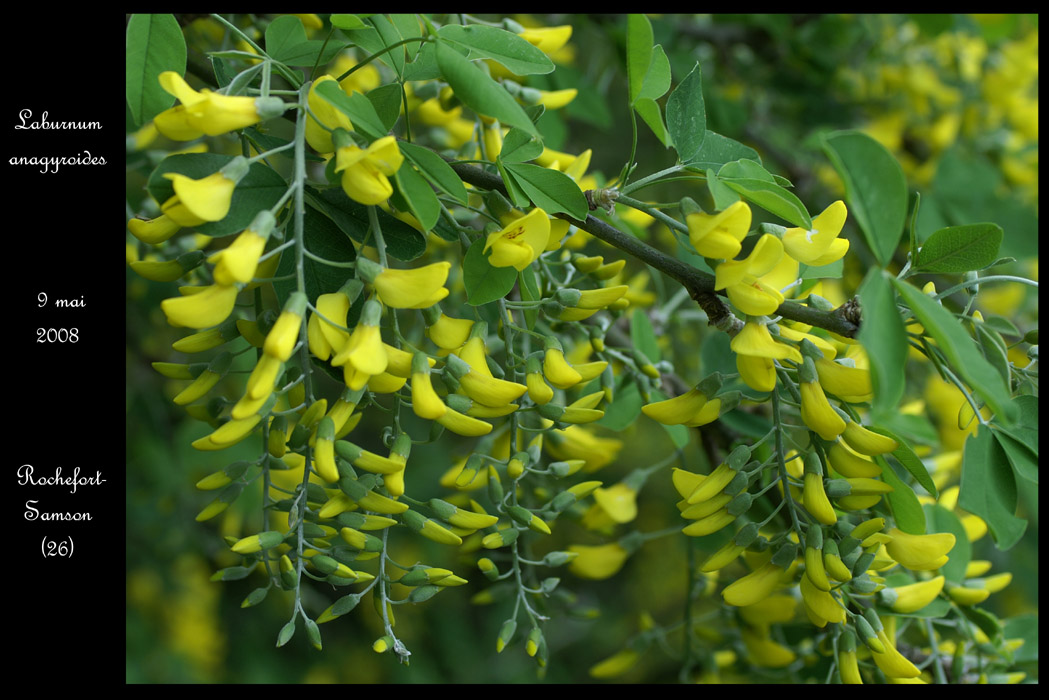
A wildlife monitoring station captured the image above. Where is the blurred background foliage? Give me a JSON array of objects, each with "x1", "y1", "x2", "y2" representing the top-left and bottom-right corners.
[{"x1": 126, "y1": 13, "x2": 1037, "y2": 683}]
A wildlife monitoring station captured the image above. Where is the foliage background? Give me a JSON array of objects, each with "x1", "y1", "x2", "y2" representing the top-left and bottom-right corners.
[{"x1": 125, "y1": 13, "x2": 1038, "y2": 683}]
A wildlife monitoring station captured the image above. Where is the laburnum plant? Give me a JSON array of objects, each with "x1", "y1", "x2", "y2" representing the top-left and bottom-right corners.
[{"x1": 126, "y1": 13, "x2": 1037, "y2": 684}]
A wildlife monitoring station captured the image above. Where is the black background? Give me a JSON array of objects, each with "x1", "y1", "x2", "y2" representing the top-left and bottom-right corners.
[{"x1": 8, "y1": 14, "x2": 120, "y2": 678}]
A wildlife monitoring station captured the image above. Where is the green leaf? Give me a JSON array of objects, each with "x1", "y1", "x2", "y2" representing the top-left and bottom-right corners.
[
  {"x1": 958, "y1": 429, "x2": 1026, "y2": 550},
  {"x1": 462, "y1": 237, "x2": 517, "y2": 306},
  {"x1": 597, "y1": 380, "x2": 643, "y2": 431},
  {"x1": 822, "y1": 130, "x2": 908, "y2": 266},
  {"x1": 993, "y1": 428, "x2": 1038, "y2": 485},
  {"x1": 501, "y1": 162, "x2": 588, "y2": 220},
  {"x1": 125, "y1": 14, "x2": 186, "y2": 126},
  {"x1": 958, "y1": 606, "x2": 1003, "y2": 642},
  {"x1": 315, "y1": 80, "x2": 388, "y2": 141},
  {"x1": 265, "y1": 15, "x2": 345, "y2": 67},
  {"x1": 722, "y1": 178, "x2": 811, "y2": 228},
  {"x1": 892, "y1": 280, "x2": 1016, "y2": 423},
  {"x1": 626, "y1": 14, "x2": 654, "y2": 104},
  {"x1": 705, "y1": 169, "x2": 740, "y2": 211},
  {"x1": 638, "y1": 45, "x2": 672, "y2": 101},
  {"x1": 437, "y1": 24, "x2": 554, "y2": 76},
  {"x1": 393, "y1": 163, "x2": 441, "y2": 232},
  {"x1": 974, "y1": 322, "x2": 1011, "y2": 386},
  {"x1": 498, "y1": 128, "x2": 544, "y2": 164},
  {"x1": 498, "y1": 161, "x2": 531, "y2": 209},
  {"x1": 663, "y1": 423, "x2": 691, "y2": 449},
  {"x1": 665, "y1": 62, "x2": 707, "y2": 163},
  {"x1": 686, "y1": 131, "x2": 760, "y2": 170},
  {"x1": 630, "y1": 309, "x2": 660, "y2": 362},
  {"x1": 146, "y1": 154, "x2": 288, "y2": 238},
  {"x1": 435, "y1": 40, "x2": 539, "y2": 138},
  {"x1": 1003, "y1": 614, "x2": 1039, "y2": 664},
  {"x1": 857, "y1": 269, "x2": 907, "y2": 422},
  {"x1": 518, "y1": 268, "x2": 541, "y2": 330},
  {"x1": 913, "y1": 223, "x2": 1003, "y2": 273},
  {"x1": 369, "y1": 15, "x2": 407, "y2": 78},
  {"x1": 398, "y1": 142, "x2": 469, "y2": 204},
  {"x1": 330, "y1": 14, "x2": 368, "y2": 30},
  {"x1": 304, "y1": 185, "x2": 425, "y2": 261},
  {"x1": 799, "y1": 259, "x2": 843, "y2": 280},
  {"x1": 634, "y1": 97, "x2": 670, "y2": 147},
  {"x1": 366, "y1": 83, "x2": 404, "y2": 133},
  {"x1": 273, "y1": 207, "x2": 356, "y2": 308},
  {"x1": 924, "y1": 504, "x2": 971, "y2": 584},
  {"x1": 718, "y1": 159, "x2": 774, "y2": 182},
  {"x1": 875, "y1": 456, "x2": 925, "y2": 534}
]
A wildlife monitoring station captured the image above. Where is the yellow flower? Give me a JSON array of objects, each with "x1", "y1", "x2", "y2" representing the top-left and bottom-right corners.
[
  {"x1": 815, "y1": 357, "x2": 873, "y2": 403},
  {"x1": 335, "y1": 135, "x2": 404, "y2": 205},
  {"x1": 263, "y1": 293, "x2": 306, "y2": 362},
  {"x1": 307, "y1": 290, "x2": 352, "y2": 361},
  {"x1": 483, "y1": 207, "x2": 551, "y2": 270},
  {"x1": 161, "y1": 284, "x2": 238, "y2": 329},
  {"x1": 127, "y1": 214, "x2": 182, "y2": 245},
  {"x1": 518, "y1": 25, "x2": 573, "y2": 55},
  {"x1": 716, "y1": 234, "x2": 787, "y2": 316},
  {"x1": 782, "y1": 200, "x2": 849, "y2": 266},
  {"x1": 410, "y1": 354, "x2": 447, "y2": 420},
  {"x1": 331, "y1": 301, "x2": 388, "y2": 389},
  {"x1": 841, "y1": 421, "x2": 899, "y2": 456},
  {"x1": 886, "y1": 575, "x2": 945, "y2": 613},
  {"x1": 161, "y1": 158, "x2": 248, "y2": 226},
  {"x1": 373, "y1": 262, "x2": 451, "y2": 309},
  {"x1": 567, "y1": 542, "x2": 630, "y2": 580},
  {"x1": 686, "y1": 200, "x2": 751, "y2": 259},
  {"x1": 722, "y1": 561, "x2": 784, "y2": 607},
  {"x1": 543, "y1": 346, "x2": 582, "y2": 389},
  {"x1": 884, "y1": 528, "x2": 956, "y2": 571},
  {"x1": 154, "y1": 71, "x2": 285, "y2": 140},
  {"x1": 741, "y1": 627, "x2": 796, "y2": 668},
  {"x1": 210, "y1": 213, "x2": 274, "y2": 286},
  {"x1": 731, "y1": 320, "x2": 800, "y2": 392},
  {"x1": 588, "y1": 649, "x2": 640, "y2": 679},
  {"x1": 800, "y1": 380, "x2": 847, "y2": 440},
  {"x1": 426, "y1": 312, "x2": 474, "y2": 352},
  {"x1": 591, "y1": 483, "x2": 639, "y2": 524},
  {"x1": 305, "y1": 75, "x2": 354, "y2": 153},
  {"x1": 641, "y1": 388, "x2": 709, "y2": 425}
]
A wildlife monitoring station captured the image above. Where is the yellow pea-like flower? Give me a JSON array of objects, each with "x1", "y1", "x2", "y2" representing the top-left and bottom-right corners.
[
  {"x1": 815, "y1": 357, "x2": 873, "y2": 402},
  {"x1": 741, "y1": 627, "x2": 796, "y2": 668},
  {"x1": 567, "y1": 542, "x2": 630, "y2": 580},
  {"x1": 803, "y1": 472, "x2": 838, "y2": 526},
  {"x1": 827, "y1": 441, "x2": 883, "y2": 478},
  {"x1": 800, "y1": 380, "x2": 847, "y2": 440},
  {"x1": 436, "y1": 406, "x2": 493, "y2": 437},
  {"x1": 588, "y1": 649, "x2": 640, "y2": 679},
  {"x1": 641, "y1": 388, "x2": 708, "y2": 425},
  {"x1": 686, "y1": 200, "x2": 751, "y2": 259},
  {"x1": 686, "y1": 463, "x2": 735, "y2": 504},
  {"x1": 839, "y1": 648, "x2": 863, "y2": 684},
  {"x1": 722, "y1": 561, "x2": 783, "y2": 607},
  {"x1": 161, "y1": 284, "x2": 238, "y2": 329},
  {"x1": 841, "y1": 421, "x2": 899, "y2": 456},
  {"x1": 483, "y1": 207, "x2": 551, "y2": 270},
  {"x1": 884, "y1": 528, "x2": 955, "y2": 571},
  {"x1": 373, "y1": 262, "x2": 451, "y2": 309},
  {"x1": 426, "y1": 313, "x2": 474, "y2": 351},
  {"x1": 782, "y1": 200, "x2": 849, "y2": 266},
  {"x1": 888, "y1": 575, "x2": 945, "y2": 613},
  {"x1": 162, "y1": 167, "x2": 241, "y2": 225},
  {"x1": 543, "y1": 347, "x2": 583, "y2": 389},
  {"x1": 870, "y1": 628, "x2": 921, "y2": 679},
  {"x1": 799, "y1": 573, "x2": 846, "y2": 626}
]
